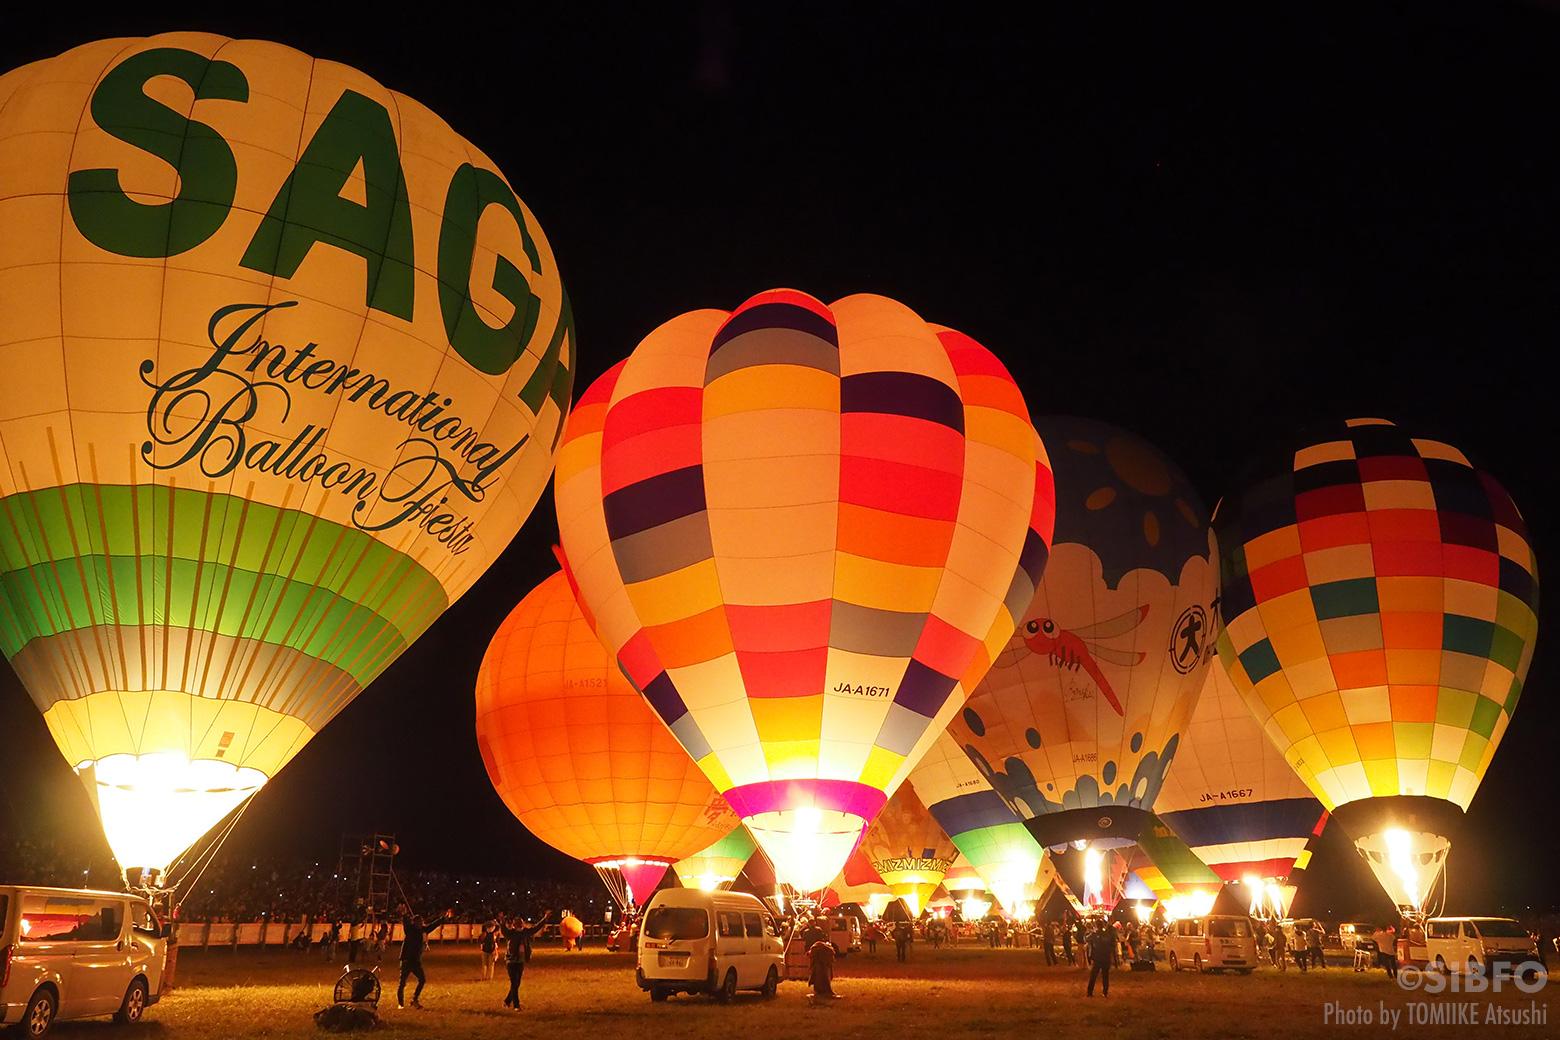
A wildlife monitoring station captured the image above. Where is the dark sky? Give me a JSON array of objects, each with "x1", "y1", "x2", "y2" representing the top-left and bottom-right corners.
[{"x1": 0, "y1": 2, "x2": 1555, "y2": 920}]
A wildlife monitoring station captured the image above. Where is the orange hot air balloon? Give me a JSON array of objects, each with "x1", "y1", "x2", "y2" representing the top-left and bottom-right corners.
[
  {"x1": 475, "y1": 570, "x2": 739, "y2": 907},
  {"x1": 555, "y1": 290, "x2": 1051, "y2": 892}
]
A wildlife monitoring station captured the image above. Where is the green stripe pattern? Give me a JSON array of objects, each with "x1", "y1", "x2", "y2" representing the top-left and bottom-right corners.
[{"x1": 0, "y1": 482, "x2": 447, "y2": 703}]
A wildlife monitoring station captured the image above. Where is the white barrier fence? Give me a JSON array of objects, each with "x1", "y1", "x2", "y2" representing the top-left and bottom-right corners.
[{"x1": 186, "y1": 921, "x2": 489, "y2": 947}]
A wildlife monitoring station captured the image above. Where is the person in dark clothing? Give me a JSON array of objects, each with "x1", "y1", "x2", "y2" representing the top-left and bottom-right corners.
[
  {"x1": 500, "y1": 912, "x2": 552, "y2": 1009},
  {"x1": 808, "y1": 937, "x2": 838, "y2": 999},
  {"x1": 1085, "y1": 921, "x2": 1118, "y2": 997},
  {"x1": 1044, "y1": 921, "x2": 1059, "y2": 966},
  {"x1": 1062, "y1": 920, "x2": 1075, "y2": 965},
  {"x1": 397, "y1": 910, "x2": 454, "y2": 1009},
  {"x1": 893, "y1": 920, "x2": 913, "y2": 962}
]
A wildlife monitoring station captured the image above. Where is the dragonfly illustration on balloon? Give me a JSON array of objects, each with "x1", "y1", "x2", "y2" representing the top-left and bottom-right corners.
[{"x1": 1017, "y1": 605, "x2": 1149, "y2": 716}]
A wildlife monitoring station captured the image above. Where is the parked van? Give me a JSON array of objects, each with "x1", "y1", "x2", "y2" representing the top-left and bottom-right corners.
[
  {"x1": 1423, "y1": 917, "x2": 1540, "y2": 976},
  {"x1": 636, "y1": 889, "x2": 784, "y2": 1002},
  {"x1": 1167, "y1": 914, "x2": 1258, "y2": 974},
  {"x1": 0, "y1": 885, "x2": 165, "y2": 1036},
  {"x1": 1338, "y1": 922, "x2": 1374, "y2": 953},
  {"x1": 826, "y1": 915, "x2": 861, "y2": 956}
]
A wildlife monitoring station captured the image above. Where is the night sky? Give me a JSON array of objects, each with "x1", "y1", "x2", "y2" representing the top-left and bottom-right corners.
[{"x1": 0, "y1": 2, "x2": 1555, "y2": 921}]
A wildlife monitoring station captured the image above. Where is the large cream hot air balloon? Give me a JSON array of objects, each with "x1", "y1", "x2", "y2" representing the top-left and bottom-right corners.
[
  {"x1": 475, "y1": 571, "x2": 739, "y2": 907},
  {"x1": 0, "y1": 34, "x2": 573, "y2": 881},
  {"x1": 1215, "y1": 419, "x2": 1538, "y2": 913},
  {"x1": 554, "y1": 289, "x2": 1052, "y2": 891},
  {"x1": 949, "y1": 418, "x2": 1217, "y2": 852}
]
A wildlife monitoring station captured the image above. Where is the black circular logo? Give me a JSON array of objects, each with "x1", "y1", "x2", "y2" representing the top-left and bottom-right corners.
[{"x1": 1169, "y1": 605, "x2": 1208, "y2": 674}]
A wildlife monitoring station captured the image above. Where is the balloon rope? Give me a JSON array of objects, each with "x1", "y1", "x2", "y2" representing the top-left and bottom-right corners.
[{"x1": 167, "y1": 793, "x2": 257, "y2": 911}]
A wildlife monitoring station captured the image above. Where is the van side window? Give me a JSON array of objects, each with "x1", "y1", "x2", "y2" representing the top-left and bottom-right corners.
[
  {"x1": 17, "y1": 893, "x2": 89, "y2": 942},
  {"x1": 743, "y1": 912, "x2": 763, "y2": 938},
  {"x1": 1428, "y1": 921, "x2": 1456, "y2": 939},
  {"x1": 718, "y1": 912, "x2": 742, "y2": 938},
  {"x1": 132, "y1": 902, "x2": 160, "y2": 937},
  {"x1": 765, "y1": 914, "x2": 780, "y2": 938},
  {"x1": 93, "y1": 903, "x2": 122, "y2": 941}
]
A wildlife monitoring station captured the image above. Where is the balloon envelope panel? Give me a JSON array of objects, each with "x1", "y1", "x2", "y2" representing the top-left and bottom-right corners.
[
  {"x1": 0, "y1": 34, "x2": 572, "y2": 874},
  {"x1": 554, "y1": 289, "x2": 1047, "y2": 891},
  {"x1": 475, "y1": 571, "x2": 737, "y2": 866}
]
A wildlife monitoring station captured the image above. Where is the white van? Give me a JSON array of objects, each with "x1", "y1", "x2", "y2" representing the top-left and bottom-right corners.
[
  {"x1": 1423, "y1": 917, "x2": 1540, "y2": 976},
  {"x1": 0, "y1": 886, "x2": 166, "y2": 1036},
  {"x1": 636, "y1": 889, "x2": 784, "y2": 1002},
  {"x1": 1167, "y1": 914, "x2": 1258, "y2": 974}
]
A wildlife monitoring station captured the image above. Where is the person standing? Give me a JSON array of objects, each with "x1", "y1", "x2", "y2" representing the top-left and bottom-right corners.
[
  {"x1": 808, "y1": 935, "x2": 838, "y2": 999},
  {"x1": 1044, "y1": 921, "x2": 1059, "y2": 966},
  {"x1": 1308, "y1": 922, "x2": 1326, "y2": 969},
  {"x1": 893, "y1": 919, "x2": 913, "y2": 962},
  {"x1": 1272, "y1": 923, "x2": 1289, "y2": 971},
  {"x1": 863, "y1": 922, "x2": 880, "y2": 954},
  {"x1": 500, "y1": 912, "x2": 552, "y2": 1009},
  {"x1": 1062, "y1": 919, "x2": 1075, "y2": 965},
  {"x1": 480, "y1": 919, "x2": 499, "y2": 980},
  {"x1": 397, "y1": 909, "x2": 454, "y2": 1009},
  {"x1": 347, "y1": 918, "x2": 364, "y2": 965},
  {"x1": 1085, "y1": 921, "x2": 1118, "y2": 997}
]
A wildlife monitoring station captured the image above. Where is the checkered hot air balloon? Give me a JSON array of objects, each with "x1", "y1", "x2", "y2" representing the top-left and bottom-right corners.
[
  {"x1": 1214, "y1": 418, "x2": 1539, "y2": 912},
  {"x1": 0, "y1": 34, "x2": 572, "y2": 882},
  {"x1": 554, "y1": 289, "x2": 1053, "y2": 891}
]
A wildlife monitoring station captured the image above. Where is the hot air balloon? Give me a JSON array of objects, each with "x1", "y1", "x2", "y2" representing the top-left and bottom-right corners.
[
  {"x1": 554, "y1": 289, "x2": 1051, "y2": 891},
  {"x1": 0, "y1": 34, "x2": 573, "y2": 883},
  {"x1": 949, "y1": 418, "x2": 1218, "y2": 854},
  {"x1": 860, "y1": 782, "x2": 958, "y2": 917},
  {"x1": 1214, "y1": 418, "x2": 1538, "y2": 913},
  {"x1": 825, "y1": 846, "x2": 894, "y2": 916},
  {"x1": 1155, "y1": 663, "x2": 1328, "y2": 894},
  {"x1": 475, "y1": 571, "x2": 738, "y2": 908},
  {"x1": 673, "y1": 826, "x2": 758, "y2": 891},
  {"x1": 906, "y1": 728, "x2": 1046, "y2": 919}
]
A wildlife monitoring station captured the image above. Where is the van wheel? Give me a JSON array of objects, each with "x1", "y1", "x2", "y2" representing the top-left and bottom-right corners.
[
  {"x1": 1468, "y1": 957, "x2": 1482, "y2": 977},
  {"x1": 1168, "y1": 952, "x2": 1180, "y2": 972},
  {"x1": 21, "y1": 988, "x2": 57, "y2": 1037},
  {"x1": 761, "y1": 966, "x2": 779, "y2": 998},
  {"x1": 114, "y1": 977, "x2": 150, "y2": 1024},
  {"x1": 1193, "y1": 954, "x2": 1204, "y2": 974},
  {"x1": 715, "y1": 968, "x2": 738, "y2": 1003},
  {"x1": 1434, "y1": 955, "x2": 1449, "y2": 975},
  {"x1": 650, "y1": 986, "x2": 670, "y2": 1002}
]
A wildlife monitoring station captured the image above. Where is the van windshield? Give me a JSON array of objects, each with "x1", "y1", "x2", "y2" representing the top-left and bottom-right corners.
[
  {"x1": 0, "y1": 895, "x2": 8, "y2": 937},
  {"x1": 1209, "y1": 919, "x2": 1251, "y2": 938},
  {"x1": 1472, "y1": 920, "x2": 1530, "y2": 939},
  {"x1": 643, "y1": 907, "x2": 710, "y2": 941}
]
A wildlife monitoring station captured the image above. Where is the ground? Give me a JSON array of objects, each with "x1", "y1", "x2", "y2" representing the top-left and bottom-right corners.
[{"x1": 30, "y1": 942, "x2": 1554, "y2": 1039}]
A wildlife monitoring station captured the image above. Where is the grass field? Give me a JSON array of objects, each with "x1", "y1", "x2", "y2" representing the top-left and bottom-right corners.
[{"x1": 29, "y1": 942, "x2": 1554, "y2": 1039}]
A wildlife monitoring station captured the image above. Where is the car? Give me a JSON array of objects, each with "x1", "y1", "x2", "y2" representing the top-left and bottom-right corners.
[
  {"x1": 635, "y1": 889, "x2": 784, "y2": 1002},
  {"x1": 0, "y1": 885, "x2": 166, "y2": 1036},
  {"x1": 1166, "y1": 914, "x2": 1258, "y2": 974},
  {"x1": 1422, "y1": 917, "x2": 1541, "y2": 977},
  {"x1": 1337, "y1": 922, "x2": 1375, "y2": 953}
]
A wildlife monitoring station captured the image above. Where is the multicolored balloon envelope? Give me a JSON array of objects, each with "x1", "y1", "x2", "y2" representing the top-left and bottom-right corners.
[
  {"x1": 1215, "y1": 418, "x2": 1539, "y2": 912},
  {"x1": 554, "y1": 289, "x2": 1051, "y2": 891},
  {"x1": 950, "y1": 417, "x2": 1218, "y2": 851},
  {"x1": 0, "y1": 34, "x2": 573, "y2": 879},
  {"x1": 1155, "y1": 662, "x2": 1327, "y2": 884},
  {"x1": 475, "y1": 571, "x2": 739, "y2": 907},
  {"x1": 673, "y1": 826, "x2": 757, "y2": 891},
  {"x1": 861, "y1": 782, "x2": 958, "y2": 917},
  {"x1": 906, "y1": 728, "x2": 1046, "y2": 917}
]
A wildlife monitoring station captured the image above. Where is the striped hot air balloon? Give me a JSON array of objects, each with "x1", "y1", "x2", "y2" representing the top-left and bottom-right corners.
[
  {"x1": 1215, "y1": 418, "x2": 1539, "y2": 912},
  {"x1": 475, "y1": 570, "x2": 739, "y2": 908},
  {"x1": 673, "y1": 826, "x2": 758, "y2": 891},
  {"x1": 0, "y1": 34, "x2": 572, "y2": 881},
  {"x1": 1155, "y1": 663, "x2": 1327, "y2": 886},
  {"x1": 554, "y1": 290, "x2": 1051, "y2": 891},
  {"x1": 906, "y1": 728, "x2": 1046, "y2": 919}
]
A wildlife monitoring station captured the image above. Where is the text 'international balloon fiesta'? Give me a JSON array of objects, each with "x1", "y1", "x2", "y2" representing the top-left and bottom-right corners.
[
  {"x1": 554, "y1": 289, "x2": 1054, "y2": 891},
  {"x1": 475, "y1": 569, "x2": 740, "y2": 907},
  {"x1": 950, "y1": 417, "x2": 1218, "y2": 852},
  {"x1": 1214, "y1": 418, "x2": 1539, "y2": 912},
  {"x1": 0, "y1": 34, "x2": 573, "y2": 879}
]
